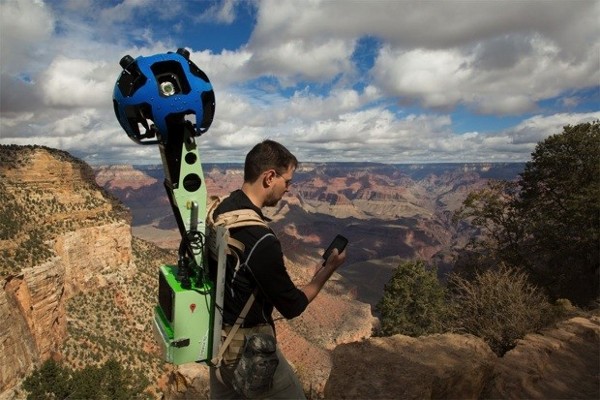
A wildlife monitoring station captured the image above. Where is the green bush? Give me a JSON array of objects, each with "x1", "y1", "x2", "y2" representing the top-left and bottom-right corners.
[
  {"x1": 22, "y1": 358, "x2": 150, "y2": 399},
  {"x1": 376, "y1": 260, "x2": 447, "y2": 337},
  {"x1": 446, "y1": 265, "x2": 553, "y2": 356},
  {"x1": 22, "y1": 358, "x2": 72, "y2": 400}
]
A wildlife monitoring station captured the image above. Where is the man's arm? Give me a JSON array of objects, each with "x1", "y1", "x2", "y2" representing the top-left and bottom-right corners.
[{"x1": 301, "y1": 249, "x2": 346, "y2": 303}]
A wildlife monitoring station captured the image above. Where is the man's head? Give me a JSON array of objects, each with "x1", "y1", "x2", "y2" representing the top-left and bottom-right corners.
[
  {"x1": 243, "y1": 140, "x2": 298, "y2": 207},
  {"x1": 244, "y1": 139, "x2": 298, "y2": 182}
]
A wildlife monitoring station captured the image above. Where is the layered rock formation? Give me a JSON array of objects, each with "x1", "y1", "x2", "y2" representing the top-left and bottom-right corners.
[
  {"x1": 0, "y1": 145, "x2": 133, "y2": 394},
  {"x1": 1, "y1": 147, "x2": 376, "y2": 398},
  {"x1": 96, "y1": 162, "x2": 522, "y2": 310}
]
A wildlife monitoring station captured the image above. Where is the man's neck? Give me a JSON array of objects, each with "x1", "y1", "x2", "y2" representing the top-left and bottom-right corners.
[{"x1": 241, "y1": 182, "x2": 264, "y2": 209}]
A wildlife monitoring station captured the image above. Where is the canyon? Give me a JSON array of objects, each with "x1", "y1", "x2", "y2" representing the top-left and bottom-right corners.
[
  {"x1": 1, "y1": 145, "x2": 597, "y2": 399},
  {"x1": 96, "y1": 162, "x2": 524, "y2": 307}
]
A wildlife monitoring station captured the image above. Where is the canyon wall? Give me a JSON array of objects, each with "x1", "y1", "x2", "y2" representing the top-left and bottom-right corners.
[{"x1": 0, "y1": 146, "x2": 133, "y2": 394}]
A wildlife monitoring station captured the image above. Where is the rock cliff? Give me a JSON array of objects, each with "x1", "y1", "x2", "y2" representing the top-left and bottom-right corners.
[
  {"x1": 325, "y1": 333, "x2": 497, "y2": 399},
  {"x1": 484, "y1": 315, "x2": 600, "y2": 399},
  {"x1": 166, "y1": 314, "x2": 599, "y2": 399},
  {"x1": 324, "y1": 315, "x2": 600, "y2": 399},
  {"x1": 0, "y1": 145, "x2": 133, "y2": 394}
]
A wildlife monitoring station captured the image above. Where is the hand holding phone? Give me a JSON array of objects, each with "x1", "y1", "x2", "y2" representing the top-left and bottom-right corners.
[{"x1": 322, "y1": 234, "x2": 348, "y2": 266}]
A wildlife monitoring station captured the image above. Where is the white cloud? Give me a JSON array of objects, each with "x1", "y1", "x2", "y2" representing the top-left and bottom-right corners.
[
  {"x1": 372, "y1": 47, "x2": 469, "y2": 109},
  {"x1": 0, "y1": 0, "x2": 598, "y2": 165},
  {"x1": 250, "y1": 0, "x2": 599, "y2": 113},
  {"x1": 507, "y1": 112, "x2": 600, "y2": 145},
  {"x1": 99, "y1": 0, "x2": 153, "y2": 24},
  {"x1": 196, "y1": 0, "x2": 238, "y2": 24},
  {"x1": 189, "y1": 48, "x2": 253, "y2": 88},
  {"x1": 0, "y1": 0, "x2": 55, "y2": 74},
  {"x1": 247, "y1": 38, "x2": 355, "y2": 84},
  {"x1": 50, "y1": 109, "x2": 101, "y2": 136},
  {"x1": 370, "y1": 31, "x2": 599, "y2": 115},
  {"x1": 285, "y1": 88, "x2": 363, "y2": 123},
  {"x1": 39, "y1": 57, "x2": 115, "y2": 108}
]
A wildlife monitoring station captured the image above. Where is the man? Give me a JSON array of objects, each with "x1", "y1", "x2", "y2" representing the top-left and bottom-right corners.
[{"x1": 209, "y1": 139, "x2": 346, "y2": 399}]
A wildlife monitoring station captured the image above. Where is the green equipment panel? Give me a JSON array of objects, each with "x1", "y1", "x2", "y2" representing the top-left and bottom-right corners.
[{"x1": 152, "y1": 265, "x2": 214, "y2": 365}]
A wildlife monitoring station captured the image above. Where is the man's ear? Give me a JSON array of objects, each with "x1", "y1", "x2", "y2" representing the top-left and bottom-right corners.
[{"x1": 263, "y1": 169, "x2": 275, "y2": 188}]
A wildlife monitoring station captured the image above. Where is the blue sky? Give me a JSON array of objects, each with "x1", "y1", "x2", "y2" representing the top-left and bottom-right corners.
[{"x1": 1, "y1": 0, "x2": 598, "y2": 165}]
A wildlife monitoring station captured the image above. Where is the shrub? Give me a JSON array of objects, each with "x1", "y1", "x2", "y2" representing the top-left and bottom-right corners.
[
  {"x1": 376, "y1": 260, "x2": 447, "y2": 337},
  {"x1": 446, "y1": 265, "x2": 552, "y2": 356},
  {"x1": 23, "y1": 358, "x2": 150, "y2": 400},
  {"x1": 22, "y1": 358, "x2": 73, "y2": 399}
]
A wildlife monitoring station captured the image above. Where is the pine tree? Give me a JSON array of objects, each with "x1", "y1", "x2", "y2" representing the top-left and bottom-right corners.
[
  {"x1": 454, "y1": 121, "x2": 600, "y2": 306},
  {"x1": 376, "y1": 260, "x2": 446, "y2": 337}
]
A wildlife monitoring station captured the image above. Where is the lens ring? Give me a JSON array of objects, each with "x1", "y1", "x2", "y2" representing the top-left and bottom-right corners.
[{"x1": 159, "y1": 81, "x2": 176, "y2": 96}]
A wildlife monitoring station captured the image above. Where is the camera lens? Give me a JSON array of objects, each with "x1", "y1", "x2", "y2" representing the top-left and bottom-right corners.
[{"x1": 159, "y1": 81, "x2": 176, "y2": 96}]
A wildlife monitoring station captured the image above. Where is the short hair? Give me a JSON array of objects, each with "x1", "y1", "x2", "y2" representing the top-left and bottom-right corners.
[{"x1": 244, "y1": 139, "x2": 298, "y2": 183}]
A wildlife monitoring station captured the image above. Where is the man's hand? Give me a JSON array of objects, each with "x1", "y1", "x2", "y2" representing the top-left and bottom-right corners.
[
  {"x1": 302, "y1": 248, "x2": 348, "y2": 303},
  {"x1": 325, "y1": 248, "x2": 346, "y2": 270}
]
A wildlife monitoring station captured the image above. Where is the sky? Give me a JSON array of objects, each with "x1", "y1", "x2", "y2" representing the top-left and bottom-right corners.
[{"x1": 0, "y1": 0, "x2": 599, "y2": 165}]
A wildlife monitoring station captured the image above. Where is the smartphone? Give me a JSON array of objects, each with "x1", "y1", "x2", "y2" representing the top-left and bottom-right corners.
[{"x1": 322, "y1": 234, "x2": 348, "y2": 264}]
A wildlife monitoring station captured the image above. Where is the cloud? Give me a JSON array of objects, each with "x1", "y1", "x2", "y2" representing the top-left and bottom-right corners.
[
  {"x1": 247, "y1": 38, "x2": 355, "y2": 84},
  {"x1": 0, "y1": 0, "x2": 55, "y2": 74},
  {"x1": 0, "y1": 0, "x2": 598, "y2": 166},
  {"x1": 507, "y1": 112, "x2": 600, "y2": 145},
  {"x1": 195, "y1": 0, "x2": 239, "y2": 24},
  {"x1": 248, "y1": 0, "x2": 599, "y2": 114},
  {"x1": 50, "y1": 109, "x2": 102, "y2": 136},
  {"x1": 372, "y1": 47, "x2": 469, "y2": 109},
  {"x1": 0, "y1": 74, "x2": 44, "y2": 113},
  {"x1": 40, "y1": 57, "x2": 115, "y2": 108},
  {"x1": 189, "y1": 48, "x2": 254, "y2": 88},
  {"x1": 370, "y1": 32, "x2": 599, "y2": 115},
  {"x1": 99, "y1": 0, "x2": 153, "y2": 23}
]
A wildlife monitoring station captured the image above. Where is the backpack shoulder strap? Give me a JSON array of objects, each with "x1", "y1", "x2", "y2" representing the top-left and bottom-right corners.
[
  {"x1": 207, "y1": 195, "x2": 268, "y2": 230},
  {"x1": 214, "y1": 209, "x2": 268, "y2": 229},
  {"x1": 211, "y1": 232, "x2": 275, "y2": 368},
  {"x1": 206, "y1": 195, "x2": 276, "y2": 368},
  {"x1": 207, "y1": 195, "x2": 269, "y2": 257}
]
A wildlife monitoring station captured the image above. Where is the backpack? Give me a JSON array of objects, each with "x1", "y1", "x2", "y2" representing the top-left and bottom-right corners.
[
  {"x1": 205, "y1": 196, "x2": 274, "y2": 368},
  {"x1": 206, "y1": 195, "x2": 269, "y2": 272}
]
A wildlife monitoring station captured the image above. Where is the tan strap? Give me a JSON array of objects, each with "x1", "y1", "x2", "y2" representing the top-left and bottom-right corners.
[
  {"x1": 210, "y1": 232, "x2": 275, "y2": 367},
  {"x1": 214, "y1": 209, "x2": 268, "y2": 230},
  {"x1": 211, "y1": 290, "x2": 257, "y2": 367},
  {"x1": 205, "y1": 196, "x2": 221, "y2": 233},
  {"x1": 205, "y1": 196, "x2": 273, "y2": 368},
  {"x1": 227, "y1": 237, "x2": 245, "y2": 254}
]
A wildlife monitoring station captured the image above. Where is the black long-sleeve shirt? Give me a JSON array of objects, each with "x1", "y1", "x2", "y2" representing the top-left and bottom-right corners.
[{"x1": 212, "y1": 190, "x2": 309, "y2": 327}]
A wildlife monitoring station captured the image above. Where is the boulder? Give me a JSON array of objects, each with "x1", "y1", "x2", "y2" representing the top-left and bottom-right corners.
[
  {"x1": 484, "y1": 316, "x2": 600, "y2": 399},
  {"x1": 324, "y1": 333, "x2": 496, "y2": 399}
]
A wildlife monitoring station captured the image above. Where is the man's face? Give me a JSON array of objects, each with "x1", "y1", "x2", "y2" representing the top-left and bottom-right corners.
[{"x1": 264, "y1": 166, "x2": 294, "y2": 207}]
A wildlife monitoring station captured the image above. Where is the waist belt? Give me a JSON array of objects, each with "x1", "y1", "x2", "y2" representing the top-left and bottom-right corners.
[{"x1": 225, "y1": 322, "x2": 272, "y2": 330}]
